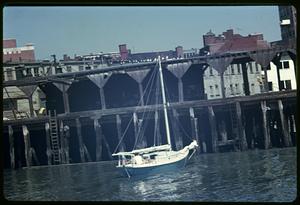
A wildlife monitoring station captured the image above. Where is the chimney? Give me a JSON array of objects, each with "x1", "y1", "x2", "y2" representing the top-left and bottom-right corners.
[
  {"x1": 119, "y1": 44, "x2": 128, "y2": 60},
  {"x1": 175, "y1": 46, "x2": 183, "y2": 58}
]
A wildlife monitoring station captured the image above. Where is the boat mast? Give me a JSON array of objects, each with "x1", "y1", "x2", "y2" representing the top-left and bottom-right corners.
[{"x1": 158, "y1": 56, "x2": 172, "y2": 150}]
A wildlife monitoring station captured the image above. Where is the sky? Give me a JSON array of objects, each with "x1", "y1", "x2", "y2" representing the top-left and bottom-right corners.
[{"x1": 3, "y1": 6, "x2": 282, "y2": 60}]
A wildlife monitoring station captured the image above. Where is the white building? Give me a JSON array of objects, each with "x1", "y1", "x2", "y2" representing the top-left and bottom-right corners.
[
  {"x1": 204, "y1": 61, "x2": 263, "y2": 99},
  {"x1": 267, "y1": 54, "x2": 297, "y2": 91}
]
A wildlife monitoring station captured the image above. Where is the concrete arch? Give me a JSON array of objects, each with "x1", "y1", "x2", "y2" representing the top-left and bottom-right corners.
[{"x1": 104, "y1": 73, "x2": 139, "y2": 108}]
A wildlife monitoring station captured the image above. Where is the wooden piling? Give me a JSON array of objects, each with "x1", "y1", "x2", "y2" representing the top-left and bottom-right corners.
[
  {"x1": 8, "y1": 125, "x2": 15, "y2": 169},
  {"x1": 189, "y1": 107, "x2": 200, "y2": 152},
  {"x1": 116, "y1": 114, "x2": 126, "y2": 152},
  {"x1": 64, "y1": 125, "x2": 70, "y2": 163},
  {"x1": 235, "y1": 102, "x2": 248, "y2": 151},
  {"x1": 76, "y1": 118, "x2": 91, "y2": 162},
  {"x1": 251, "y1": 117, "x2": 257, "y2": 149},
  {"x1": 94, "y1": 118, "x2": 103, "y2": 161},
  {"x1": 45, "y1": 122, "x2": 52, "y2": 165},
  {"x1": 22, "y1": 125, "x2": 32, "y2": 167},
  {"x1": 261, "y1": 101, "x2": 270, "y2": 149},
  {"x1": 172, "y1": 109, "x2": 183, "y2": 150},
  {"x1": 138, "y1": 83, "x2": 144, "y2": 106},
  {"x1": 278, "y1": 100, "x2": 291, "y2": 147},
  {"x1": 208, "y1": 106, "x2": 218, "y2": 152}
]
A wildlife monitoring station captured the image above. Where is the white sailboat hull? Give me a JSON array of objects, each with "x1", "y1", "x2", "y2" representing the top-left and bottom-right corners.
[{"x1": 115, "y1": 141, "x2": 198, "y2": 177}]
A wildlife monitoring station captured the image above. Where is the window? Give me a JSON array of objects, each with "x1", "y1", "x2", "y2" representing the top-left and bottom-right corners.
[
  {"x1": 215, "y1": 85, "x2": 220, "y2": 96},
  {"x1": 268, "y1": 82, "x2": 273, "y2": 91},
  {"x1": 283, "y1": 61, "x2": 289, "y2": 69},
  {"x1": 231, "y1": 65, "x2": 235, "y2": 75},
  {"x1": 56, "y1": 67, "x2": 62, "y2": 74},
  {"x1": 235, "y1": 84, "x2": 240, "y2": 94},
  {"x1": 79, "y1": 65, "x2": 84, "y2": 71},
  {"x1": 34, "y1": 67, "x2": 39, "y2": 77},
  {"x1": 66, "y1": 66, "x2": 72, "y2": 72},
  {"x1": 285, "y1": 80, "x2": 292, "y2": 90},
  {"x1": 249, "y1": 62, "x2": 253, "y2": 74},
  {"x1": 251, "y1": 83, "x2": 255, "y2": 93},
  {"x1": 209, "y1": 67, "x2": 213, "y2": 76},
  {"x1": 85, "y1": 66, "x2": 91, "y2": 70},
  {"x1": 26, "y1": 68, "x2": 32, "y2": 77},
  {"x1": 209, "y1": 85, "x2": 214, "y2": 97},
  {"x1": 3, "y1": 99, "x2": 17, "y2": 111},
  {"x1": 230, "y1": 84, "x2": 234, "y2": 95},
  {"x1": 6, "y1": 68, "x2": 13, "y2": 81},
  {"x1": 93, "y1": 65, "x2": 98, "y2": 69}
]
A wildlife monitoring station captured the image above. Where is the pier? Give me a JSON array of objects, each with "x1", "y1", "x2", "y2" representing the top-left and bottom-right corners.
[{"x1": 3, "y1": 47, "x2": 297, "y2": 169}]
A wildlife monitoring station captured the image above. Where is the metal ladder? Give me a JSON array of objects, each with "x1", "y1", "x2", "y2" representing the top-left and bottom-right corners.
[{"x1": 48, "y1": 110, "x2": 60, "y2": 164}]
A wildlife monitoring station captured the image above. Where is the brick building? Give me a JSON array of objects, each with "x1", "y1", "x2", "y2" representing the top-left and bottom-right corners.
[
  {"x1": 203, "y1": 29, "x2": 270, "y2": 54},
  {"x1": 3, "y1": 39, "x2": 35, "y2": 63}
]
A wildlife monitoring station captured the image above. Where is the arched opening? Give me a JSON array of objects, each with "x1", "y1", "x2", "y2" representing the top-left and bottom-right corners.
[
  {"x1": 104, "y1": 74, "x2": 139, "y2": 108},
  {"x1": 68, "y1": 79, "x2": 100, "y2": 112}
]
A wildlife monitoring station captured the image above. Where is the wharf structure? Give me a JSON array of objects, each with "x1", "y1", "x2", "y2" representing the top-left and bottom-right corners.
[{"x1": 2, "y1": 44, "x2": 297, "y2": 169}]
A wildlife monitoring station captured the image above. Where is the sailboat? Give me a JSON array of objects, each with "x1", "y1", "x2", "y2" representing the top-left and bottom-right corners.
[{"x1": 112, "y1": 56, "x2": 198, "y2": 178}]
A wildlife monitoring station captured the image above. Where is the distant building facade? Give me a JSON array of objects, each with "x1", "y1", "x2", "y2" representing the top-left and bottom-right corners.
[
  {"x1": 3, "y1": 39, "x2": 35, "y2": 63},
  {"x1": 203, "y1": 29, "x2": 270, "y2": 54}
]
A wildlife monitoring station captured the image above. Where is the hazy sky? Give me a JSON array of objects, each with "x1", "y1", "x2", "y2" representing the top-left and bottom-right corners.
[{"x1": 4, "y1": 6, "x2": 281, "y2": 60}]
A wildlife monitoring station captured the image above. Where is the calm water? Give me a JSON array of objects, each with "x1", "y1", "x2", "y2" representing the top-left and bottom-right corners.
[{"x1": 3, "y1": 147, "x2": 297, "y2": 202}]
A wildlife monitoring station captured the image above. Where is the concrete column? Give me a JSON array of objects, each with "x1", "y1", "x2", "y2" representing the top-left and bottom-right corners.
[
  {"x1": 62, "y1": 84, "x2": 70, "y2": 113},
  {"x1": 208, "y1": 106, "x2": 218, "y2": 153},
  {"x1": 8, "y1": 125, "x2": 15, "y2": 169},
  {"x1": 138, "y1": 83, "x2": 144, "y2": 106},
  {"x1": 45, "y1": 122, "x2": 52, "y2": 165},
  {"x1": 178, "y1": 78, "x2": 184, "y2": 102},
  {"x1": 236, "y1": 102, "x2": 248, "y2": 150},
  {"x1": 261, "y1": 101, "x2": 270, "y2": 149},
  {"x1": 99, "y1": 87, "x2": 106, "y2": 109},
  {"x1": 278, "y1": 100, "x2": 292, "y2": 147},
  {"x1": 94, "y1": 118, "x2": 103, "y2": 161},
  {"x1": 241, "y1": 63, "x2": 250, "y2": 96}
]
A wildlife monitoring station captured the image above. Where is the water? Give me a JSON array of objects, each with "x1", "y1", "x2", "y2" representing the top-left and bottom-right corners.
[{"x1": 3, "y1": 147, "x2": 297, "y2": 202}]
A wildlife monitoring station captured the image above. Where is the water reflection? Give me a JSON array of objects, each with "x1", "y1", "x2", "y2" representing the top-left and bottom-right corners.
[{"x1": 3, "y1": 148, "x2": 296, "y2": 202}]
